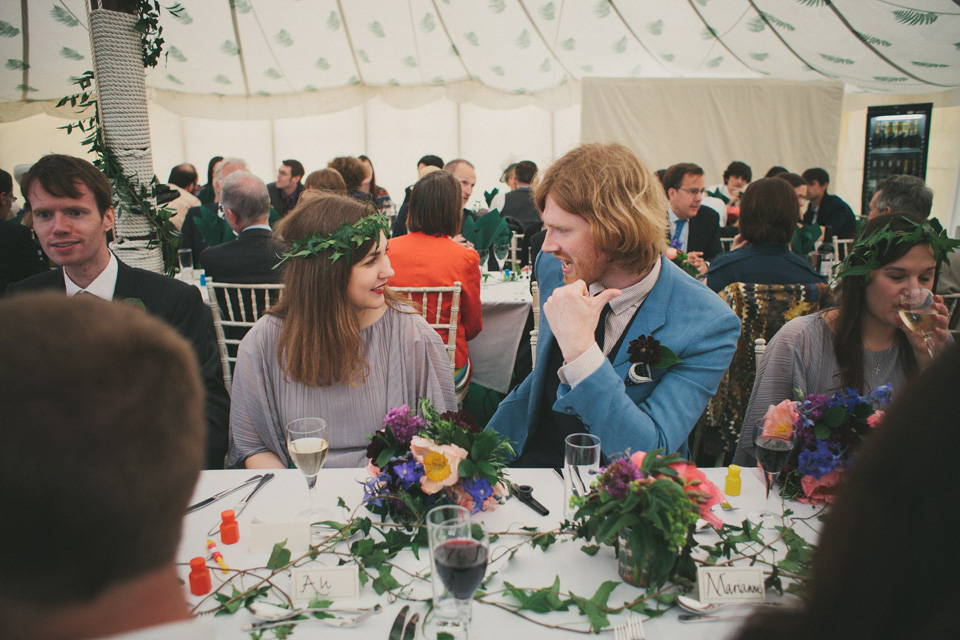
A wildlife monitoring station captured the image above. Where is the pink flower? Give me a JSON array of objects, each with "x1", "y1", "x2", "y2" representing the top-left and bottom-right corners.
[
  {"x1": 761, "y1": 399, "x2": 798, "y2": 439},
  {"x1": 669, "y1": 462, "x2": 724, "y2": 528},
  {"x1": 867, "y1": 411, "x2": 885, "y2": 428},
  {"x1": 366, "y1": 459, "x2": 381, "y2": 477},
  {"x1": 630, "y1": 451, "x2": 647, "y2": 467},
  {"x1": 409, "y1": 436, "x2": 468, "y2": 495},
  {"x1": 798, "y1": 469, "x2": 843, "y2": 505},
  {"x1": 665, "y1": 247, "x2": 678, "y2": 260}
]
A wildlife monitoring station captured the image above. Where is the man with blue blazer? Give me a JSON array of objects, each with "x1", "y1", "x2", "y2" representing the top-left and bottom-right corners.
[
  {"x1": 7, "y1": 154, "x2": 230, "y2": 469},
  {"x1": 488, "y1": 144, "x2": 740, "y2": 467}
]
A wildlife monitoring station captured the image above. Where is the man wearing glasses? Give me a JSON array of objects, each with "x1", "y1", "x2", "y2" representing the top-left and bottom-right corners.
[{"x1": 663, "y1": 163, "x2": 723, "y2": 275}]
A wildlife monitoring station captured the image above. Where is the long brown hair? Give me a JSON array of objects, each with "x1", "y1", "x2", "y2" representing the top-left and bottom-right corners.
[
  {"x1": 270, "y1": 191, "x2": 399, "y2": 386},
  {"x1": 833, "y1": 213, "x2": 931, "y2": 390}
]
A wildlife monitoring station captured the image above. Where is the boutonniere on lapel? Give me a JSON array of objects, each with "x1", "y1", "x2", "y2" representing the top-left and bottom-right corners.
[
  {"x1": 123, "y1": 297, "x2": 146, "y2": 310},
  {"x1": 620, "y1": 335, "x2": 683, "y2": 386}
]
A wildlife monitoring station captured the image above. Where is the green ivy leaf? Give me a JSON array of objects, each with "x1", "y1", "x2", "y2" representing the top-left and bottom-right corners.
[
  {"x1": 0, "y1": 20, "x2": 20, "y2": 38},
  {"x1": 701, "y1": 26, "x2": 716, "y2": 40},
  {"x1": 580, "y1": 544, "x2": 600, "y2": 555},
  {"x1": 646, "y1": 20, "x2": 663, "y2": 35},
  {"x1": 51, "y1": 6, "x2": 79, "y2": 28},
  {"x1": 893, "y1": 10, "x2": 938, "y2": 26},
  {"x1": 661, "y1": 53, "x2": 675, "y2": 62},
  {"x1": 267, "y1": 541, "x2": 292, "y2": 570},
  {"x1": 372, "y1": 565, "x2": 401, "y2": 595},
  {"x1": 420, "y1": 13, "x2": 435, "y2": 33},
  {"x1": 170, "y1": 6, "x2": 193, "y2": 25},
  {"x1": 540, "y1": 3, "x2": 556, "y2": 20},
  {"x1": 16, "y1": 84, "x2": 37, "y2": 93}
]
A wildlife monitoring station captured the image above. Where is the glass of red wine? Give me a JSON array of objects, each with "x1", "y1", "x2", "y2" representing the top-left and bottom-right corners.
[
  {"x1": 426, "y1": 505, "x2": 489, "y2": 638},
  {"x1": 750, "y1": 418, "x2": 797, "y2": 529}
]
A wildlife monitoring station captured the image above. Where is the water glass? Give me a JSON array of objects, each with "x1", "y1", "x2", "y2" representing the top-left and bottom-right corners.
[
  {"x1": 426, "y1": 505, "x2": 475, "y2": 634},
  {"x1": 563, "y1": 433, "x2": 601, "y2": 519},
  {"x1": 178, "y1": 248, "x2": 194, "y2": 280}
]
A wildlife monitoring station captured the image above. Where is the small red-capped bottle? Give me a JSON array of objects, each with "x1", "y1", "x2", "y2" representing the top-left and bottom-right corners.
[
  {"x1": 220, "y1": 509, "x2": 239, "y2": 545},
  {"x1": 188, "y1": 556, "x2": 211, "y2": 595}
]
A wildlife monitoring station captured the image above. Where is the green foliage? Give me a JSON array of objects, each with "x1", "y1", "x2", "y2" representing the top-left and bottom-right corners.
[
  {"x1": 820, "y1": 53, "x2": 854, "y2": 65},
  {"x1": 489, "y1": 0, "x2": 506, "y2": 13},
  {"x1": 60, "y1": 47, "x2": 84, "y2": 61},
  {"x1": 358, "y1": 49, "x2": 370, "y2": 64},
  {"x1": 594, "y1": 0, "x2": 611, "y2": 19},
  {"x1": 856, "y1": 32, "x2": 892, "y2": 47},
  {"x1": 277, "y1": 213, "x2": 388, "y2": 268},
  {"x1": 539, "y1": 58, "x2": 551, "y2": 73},
  {"x1": 369, "y1": 21, "x2": 386, "y2": 38},
  {"x1": 230, "y1": 0, "x2": 251, "y2": 14},
  {"x1": 51, "y1": 6, "x2": 79, "y2": 28},
  {"x1": 701, "y1": 26, "x2": 716, "y2": 40},
  {"x1": 612, "y1": 37, "x2": 627, "y2": 54},
  {"x1": 747, "y1": 16, "x2": 766, "y2": 32},
  {"x1": 5, "y1": 58, "x2": 27, "y2": 70},
  {"x1": 214, "y1": 75, "x2": 232, "y2": 84},
  {"x1": 420, "y1": 13, "x2": 436, "y2": 33},
  {"x1": 516, "y1": 29, "x2": 531, "y2": 49},
  {"x1": 540, "y1": 3, "x2": 556, "y2": 20},
  {"x1": 275, "y1": 30, "x2": 293, "y2": 47},
  {"x1": 221, "y1": 40, "x2": 240, "y2": 56},
  {"x1": 893, "y1": 10, "x2": 938, "y2": 26},
  {"x1": 264, "y1": 68, "x2": 282, "y2": 79},
  {"x1": 911, "y1": 61, "x2": 949, "y2": 69},
  {"x1": 750, "y1": 52, "x2": 769, "y2": 61},
  {"x1": 836, "y1": 216, "x2": 960, "y2": 278},
  {"x1": 560, "y1": 38, "x2": 575, "y2": 51},
  {"x1": 795, "y1": 0, "x2": 826, "y2": 5},
  {"x1": 646, "y1": 20, "x2": 663, "y2": 36},
  {"x1": 168, "y1": 4, "x2": 192, "y2": 25},
  {"x1": 167, "y1": 46, "x2": 186, "y2": 62},
  {"x1": 0, "y1": 20, "x2": 20, "y2": 38},
  {"x1": 706, "y1": 56, "x2": 723, "y2": 68},
  {"x1": 327, "y1": 11, "x2": 341, "y2": 30},
  {"x1": 760, "y1": 12, "x2": 795, "y2": 31},
  {"x1": 315, "y1": 57, "x2": 330, "y2": 70},
  {"x1": 492, "y1": 65, "x2": 506, "y2": 76},
  {"x1": 267, "y1": 541, "x2": 292, "y2": 570}
]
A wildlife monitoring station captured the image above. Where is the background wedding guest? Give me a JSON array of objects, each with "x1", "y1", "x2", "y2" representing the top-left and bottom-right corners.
[
  {"x1": 197, "y1": 155, "x2": 223, "y2": 204},
  {"x1": 267, "y1": 159, "x2": 306, "y2": 218},
  {"x1": 387, "y1": 169, "x2": 483, "y2": 399},
  {"x1": 304, "y1": 167, "x2": 347, "y2": 193},
  {"x1": 706, "y1": 177, "x2": 825, "y2": 293},
  {"x1": 327, "y1": 156, "x2": 368, "y2": 196},
  {"x1": 228, "y1": 192, "x2": 456, "y2": 469},
  {"x1": 662, "y1": 162, "x2": 723, "y2": 274},
  {"x1": 801, "y1": 167, "x2": 857, "y2": 239},
  {"x1": 734, "y1": 213, "x2": 954, "y2": 465},
  {"x1": 733, "y1": 344, "x2": 960, "y2": 640},
  {"x1": 704, "y1": 160, "x2": 752, "y2": 228},
  {"x1": 358, "y1": 154, "x2": 390, "y2": 206},
  {"x1": 392, "y1": 154, "x2": 444, "y2": 238},
  {"x1": 0, "y1": 293, "x2": 210, "y2": 640}
]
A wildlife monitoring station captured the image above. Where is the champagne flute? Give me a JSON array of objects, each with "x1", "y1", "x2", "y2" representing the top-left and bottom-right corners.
[
  {"x1": 493, "y1": 243, "x2": 510, "y2": 272},
  {"x1": 749, "y1": 419, "x2": 797, "y2": 529},
  {"x1": 477, "y1": 248, "x2": 490, "y2": 277},
  {"x1": 426, "y1": 505, "x2": 489, "y2": 638},
  {"x1": 285, "y1": 418, "x2": 332, "y2": 526},
  {"x1": 898, "y1": 288, "x2": 937, "y2": 358}
]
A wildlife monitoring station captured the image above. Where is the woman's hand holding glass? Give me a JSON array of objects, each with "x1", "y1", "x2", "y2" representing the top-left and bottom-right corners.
[{"x1": 897, "y1": 288, "x2": 950, "y2": 362}]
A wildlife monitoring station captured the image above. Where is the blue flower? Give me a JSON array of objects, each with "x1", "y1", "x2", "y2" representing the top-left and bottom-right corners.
[
  {"x1": 866, "y1": 383, "x2": 893, "y2": 405},
  {"x1": 797, "y1": 440, "x2": 842, "y2": 480},
  {"x1": 393, "y1": 458, "x2": 422, "y2": 489},
  {"x1": 461, "y1": 477, "x2": 494, "y2": 513},
  {"x1": 362, "y1": 474, "x2": 386, "y2": 506}
]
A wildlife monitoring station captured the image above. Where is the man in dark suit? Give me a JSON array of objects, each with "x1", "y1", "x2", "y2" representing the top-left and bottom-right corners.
[
  {"x1": 0, "y1": 219, "x2": 49, "y2": 294},
  {"x1": 801, "y1": 167, "x2": 858, "y2": 239},
  {"x1": 7, "y1": 154, "x2": 230, "y2": 469},
  {"x1": 201, "y1": 171, "x2": 281, "y2": 284},
  {"x1": 266, "y1": 159, "x2": 305, "y2": 218},
  {"x1": 500, "y1": 160, "x2": 542, "y2": 268},
  {"x1": 663, "y1": 163, "x2": 723, "y2": 275},
  {"x1": 179, "y1": 157, "x2": 247, "y2": 266}
]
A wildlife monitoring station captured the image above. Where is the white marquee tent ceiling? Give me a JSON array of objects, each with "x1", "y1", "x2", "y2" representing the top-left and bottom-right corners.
[{"x1": 1, "y1": 0, "x2": 958, "y2": 119}]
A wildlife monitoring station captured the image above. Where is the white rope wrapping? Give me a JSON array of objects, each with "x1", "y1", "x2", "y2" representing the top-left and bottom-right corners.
[{"x1": 88, "y1": 8, "x2": 162, "y2": 273}]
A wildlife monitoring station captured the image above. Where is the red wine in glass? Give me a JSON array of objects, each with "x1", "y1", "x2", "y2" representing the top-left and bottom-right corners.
[{"x1": 434, "y1": 539, "x2": 489, "y2": 600}]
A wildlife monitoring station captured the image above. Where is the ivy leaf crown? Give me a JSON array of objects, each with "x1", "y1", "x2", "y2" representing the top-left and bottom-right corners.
[
  {"x1": 275, "y1": 213, "x2": 389, "y2": 269},
  {"x1": 834, "y1": 215, "x2": 960, "y2": 279}
]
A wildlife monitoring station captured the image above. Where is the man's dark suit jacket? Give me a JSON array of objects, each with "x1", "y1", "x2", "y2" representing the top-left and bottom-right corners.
[
  {"x1": 802, "y1": 193, "x2": 858, "y2": 239},
  {"x1": 0, "y1": 220, "x2": 49, "y2": 295},
  {"x1": 8, "y1": 260, "x2": 231, "y2": 469},
  {"x1": 200, "y1": 228, "x2": 282, "y2": 284},
  {"x1": 267, "y1": 182, "x2": 305, "y2": 218},
  {"x1": 180, "y1": 203, "x2": 236, "y2": 268},
  {"x1": 686, "y1": 205, "x2": 723, "y2": 262}
]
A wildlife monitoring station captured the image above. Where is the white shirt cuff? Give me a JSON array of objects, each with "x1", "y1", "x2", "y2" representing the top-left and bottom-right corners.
[{"x1": 558, "y1": 343, "x2": 605, "y2": 388}]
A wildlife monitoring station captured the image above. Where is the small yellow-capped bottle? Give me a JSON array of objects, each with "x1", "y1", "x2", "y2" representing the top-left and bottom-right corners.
[{"x1": 725, "y1": 464, "x2": 742, "y2": 496}]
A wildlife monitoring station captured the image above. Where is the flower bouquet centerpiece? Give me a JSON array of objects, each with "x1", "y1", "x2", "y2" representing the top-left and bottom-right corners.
[
  {"x1": 363, "y1": 399, "x2": 515, "y2": 523},
  {"x1": 769, "y1": 383, "x2": 890, "y2": 505},
  {"x1": 570, "y1": 450, "x2": 723, "y2": 589}
]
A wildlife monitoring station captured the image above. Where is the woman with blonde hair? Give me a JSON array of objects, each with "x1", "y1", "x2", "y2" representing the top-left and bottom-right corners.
[
  {"x1": 304, "y1": 168, "x2": 346, "y2": 193},
  {"x1": 227, "y1": 191, "x2": 457, "y2": 469}
]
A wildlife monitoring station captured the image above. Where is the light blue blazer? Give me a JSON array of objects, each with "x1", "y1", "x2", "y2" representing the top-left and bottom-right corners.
[{"x1": 489, "y1": 253, "x2": 741, "y2": 461}]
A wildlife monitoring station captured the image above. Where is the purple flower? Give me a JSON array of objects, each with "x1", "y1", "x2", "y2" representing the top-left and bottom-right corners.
[
  {"x1": 802, "y1": 394, "x2": 829, "y2": 421},
  {"x1": 391, "y1": 458, "x2": 422, "y2": 490},
  {"x1": 362, "y1": 474, "x2": 387, "y2": 507},
  {"x1": 461, "y1": 477, "x2": 495, "y2": 513},
  {"x1": 382, "y1": 405, "x2": 427, "y2": 445},
  {"x1": 797, "y1": 440, "x2": 842, "y2": 480},
  {"x1": 599, "y1": 458, "x2": 643, "y2": 500}
]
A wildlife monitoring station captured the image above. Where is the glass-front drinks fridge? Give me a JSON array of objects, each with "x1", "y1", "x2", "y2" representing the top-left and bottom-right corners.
[{"x1": 862, "y1": 102, "x2": 932, "y2": 216}]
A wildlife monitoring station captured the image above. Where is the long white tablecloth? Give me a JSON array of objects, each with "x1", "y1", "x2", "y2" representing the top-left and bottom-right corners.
[
  {"x1": 178, "y1": 467, "x2": 820, "y2": 639},
  {"x1": 468, "y1": 278, "x2": 533, "y2": 393}
]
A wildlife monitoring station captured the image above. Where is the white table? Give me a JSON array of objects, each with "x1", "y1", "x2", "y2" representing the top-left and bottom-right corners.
[
  {"x1": 468, "y1": 277, "x2": 533, "y2": 393},
  {"x1": 179, "y1": 467, "x2": 820, "y2": 639}
]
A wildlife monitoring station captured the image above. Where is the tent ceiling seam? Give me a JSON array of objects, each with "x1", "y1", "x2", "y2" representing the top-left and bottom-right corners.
[
  {"x1": 827, "y1": 2, "x2": 955, "y2": 88},
  {"x1": 744, "y1": 0, "x2": 837, "y2": 84},
  {"x1": 229, "y1": 3, "x2": 252, "y2": 97},
  {"x1": 684, "y1": 0, "x2": 762, "y2": 76},
  {"x1": 608, "y1": 1, "x2": 672, "y2": 75},
  {"x1": 19, "y1": 0, "x2": 29, "y2": 102},
  {"x1": 335, "y1": 0, "x2": 366, "y2": 86},
  {"x1": 516, "y1": 0, "x2": 577, "y2": 82},
  {"x1": 405, "y1": 0, "x2": 426, "y2": 85},
  {"x1": 430, "y1": 0, "x2": 473, "y2": 83}
]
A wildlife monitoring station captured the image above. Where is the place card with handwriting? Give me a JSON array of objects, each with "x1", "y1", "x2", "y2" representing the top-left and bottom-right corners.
[
  {"x1": 697, "y1": 567, "x2": 766, "y2": 603},
  {"x1": 292, "y1": 566, "x2": 360, "y2": 604}
]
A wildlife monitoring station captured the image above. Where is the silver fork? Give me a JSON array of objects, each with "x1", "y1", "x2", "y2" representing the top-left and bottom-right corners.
[{"x1": 613, "y1": 615, "x2": 646, "y2": 640}]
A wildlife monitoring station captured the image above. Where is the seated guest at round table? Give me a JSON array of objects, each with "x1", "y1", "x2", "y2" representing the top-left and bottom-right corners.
[
  {"x1": 387, "y1": 170, "x2": 483, "y2": 394},
  {"x1": 732, "y1": 344, "x2": 960, "y2": 640},
  {"x1": 227, "y1": 192, "x2": 457, "y2": 469},
  {"x1": 706, "y1": 177, "x2": 826, "y2": 293},
  {"x1": 733, "y1": 213, "x2": 955, "y2": 465}
]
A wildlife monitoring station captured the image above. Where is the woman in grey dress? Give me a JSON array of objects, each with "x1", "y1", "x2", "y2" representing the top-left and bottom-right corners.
[
  {"x1": 734, "y1": 213, "x2": 955, "y2": 465},
  {"x1": 227, "y1": 192, "x2": 457, "y2": 469}
]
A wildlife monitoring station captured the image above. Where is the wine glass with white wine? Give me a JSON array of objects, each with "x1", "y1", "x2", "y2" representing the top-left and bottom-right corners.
[
  {"x1": 285, "y1": 417, "x2": 332, "y2": 526},
  {"x1": 897, "y1": 288, "x2": 937, "y2": 358}
]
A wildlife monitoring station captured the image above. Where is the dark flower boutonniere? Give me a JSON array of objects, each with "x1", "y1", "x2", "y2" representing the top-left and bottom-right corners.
[{"x1": 621, "y1": 335, "x2": 683, "y2": 385}]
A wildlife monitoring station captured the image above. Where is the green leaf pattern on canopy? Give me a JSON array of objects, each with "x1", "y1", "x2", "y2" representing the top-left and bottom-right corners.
[
  {"x1": 820, "y1": 53, "x2": 854, "y2": 65},
  {"x1": 540, "y1": 3, "x2": 556, "y2": 21},
  {"x1": 893, "y1": 10, "x2": 938, "y2": 26},
  {"x1": 0, "y1": 20, "x2": 19, "y2": 37},
  {"x1": 167, "y1": 46, "x2": 186, "y2": 62},
  {"x1": 60, "y1": 47, "x2": 84, "y2": 61},
  {"x1": 51, "y1": 6, "x2": 79, "y2": 28},
  {"x1": 420, "y1": 13, "x2": 435, "y2": 33},
  {"x1": 646, "y1": 20, "x2": 663, "y2": 36}
]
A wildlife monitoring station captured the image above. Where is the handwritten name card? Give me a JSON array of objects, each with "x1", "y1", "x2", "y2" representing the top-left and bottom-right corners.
[
  {"x1": 292, "y1": 566, "x2": 360, "y2": 605},
  {"x1": 697, "y1": 567, "x2": 766, "y2": 604}
]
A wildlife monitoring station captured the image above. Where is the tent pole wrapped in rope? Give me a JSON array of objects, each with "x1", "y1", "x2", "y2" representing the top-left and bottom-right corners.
[{"x1": 87, "y1": 5, "x2": 162, "y2": 274}]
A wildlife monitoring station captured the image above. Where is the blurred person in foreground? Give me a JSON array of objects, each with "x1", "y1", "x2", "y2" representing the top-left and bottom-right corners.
[
  {"x1": 0, "y1": 293, "x2": 211, "y2": 639},
  {"x1": 734, "y1": 213, "x2": 956, "y2": 465},
  {"x1": 387, "y1": 169, "x2": 483, "y2": 399},
  {"x1": 733, "y1": 343, "x2": 960, "y2": 640},
  {"x1": 227, "y1": 192, "x2": 456, "y2": 469},
  {"x1": 488, "y1": 143, "x2": 740, "y2": 466},
  {"x1": 706, "y1": 177, "x2": 825, "y2": 293}
]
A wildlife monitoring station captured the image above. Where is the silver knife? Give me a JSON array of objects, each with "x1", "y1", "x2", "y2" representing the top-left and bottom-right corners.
[
  {"x1": 186, "y1": 474, "x2": 263, "y2": 514},
  {"x1": 388, "y1": 605, "x2": 409, "y2": 640},
  {"x1": 208, "y1": 472, "x2": 274, "y2": 536}
]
